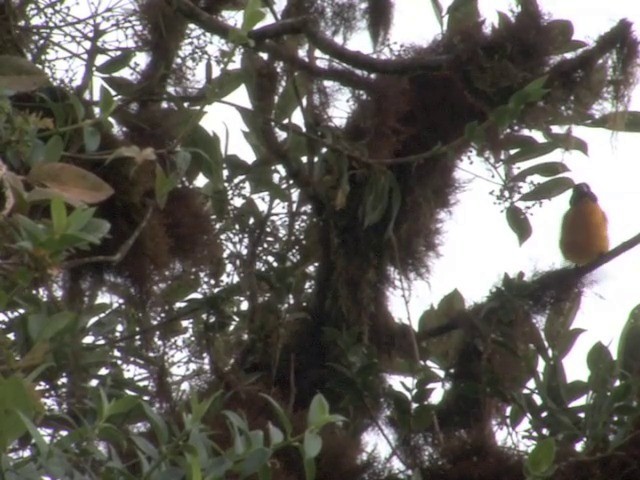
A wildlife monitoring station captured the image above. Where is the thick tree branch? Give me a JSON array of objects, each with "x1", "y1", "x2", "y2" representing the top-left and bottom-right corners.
[
  {"x1": 171, "y1": 0, "x2": 370, "y2": 88},
  {"x1": 251, "y1": 16, "x2": 449, "y2": 74},
  {"x1": 171, "y1": 0, "x2": 448, "y2": 89}
]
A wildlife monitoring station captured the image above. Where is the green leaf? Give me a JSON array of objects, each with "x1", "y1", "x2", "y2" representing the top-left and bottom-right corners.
[
  {"x1": 412, "y1": 404, "x2": 434, "y2": 431},
  {"x1": 587, "y1": 341, "x2": 615, "y2": 392},
  {"x1": 43, "y1": 135, "x2": 64, "y2": 163},
  {"x1": 81, "y1": 217, "x2": 111, "y2": 242},
  {"x1": 509, "y1": 403, "x2": 525, "y2": 429},
  {"x1": 28, "y1": 310, "x2": 74, "y2": 342},
  {"x1": 463, "y1": 120, "x2": 485, "y2": 144},
  {"x1": 210, "y1": 455, "x2": 234, "y2": 478},
  {"x1": 160, "y1": 275, "x2": 201, "y2": 304},
  {"x1": 525, "y1": 438, "x2": 556, "y2": 476},
  {"x1": 307, "y1": 394, "x2": 330, "y2": 428},
  {"x1": 98, "y1": 422, "x2": 126, "y2": 446},
  {"x1": 50, "y1": 196, "x2": 67, "y2": 236},
  {"x1": 560, "y1": 329, "x2": 587, "y2": 364},
  {"x1": 240, "y1": 447, "x2": 272, "y2": 478},
  {"x1": 518, "y1": 177, "x2": 574, "y2": 202},
  {"x1": 223, "y1": 410, "x2": 249, "y2": 433},
  {"x1": 102, "y1": 76, "x2": 138, "y2": 97},
  {"x1": 15, "y1": 214, "x2": 47, "y2": 243},
  {"x1": 284, "y1": 127, "x2": 308, "y2": 159},
  {"x1": 247, "y1": 164, "x2": 274, "y2": 193},
  {"x1": 96, "y1": 51, "x2": 134, "y2": 74},
  {"x1": 274, "y1": 73, "x2": 309, "y2": 122},
  {"x1": 544, "y1": 289, "x2": 581, "y2": 354},
  {"x1": 205, "y1": 68, "x2": 245, "y2": 102},
  {"x1": 68, "y1": 94, "x2": 85, "y2": 121},
  {"x1": 496, "y1": 11, "x2": 512, "y2": 29},
  {"x1": 437, "y1": 289, "x2": 465, "y2": 317},
  {"x1": 430, "y1": 0, "x2": 444, "y2": 29},
  {"x1": 106, "y1": 395, "x2": 140, "y2": 419},
  {"x1": 66, "y1": 205, "x2": 97, "y2": 233},
  {"x1": 225, "y1": 154, "x2": 251, "y2": 178},
  {"x1": 542, "y1": 360, "x2": 568, "y2": 408},
  {"x1": 16, "y1": 410, "x2": 48, "y2": 455},
  {"x1": 154, "y1": 164, "x2": 177, "y2": 209},
  {"x1": 0, "y1": 55, "x2": 49, "y2": 92},
  {"x1": 259, "y1": 393, "x2": 293, "y2": 437},
  {"x1": 303, "y1": 430, "x2": 322, "y2": 460},
  {"x1": 267, "y1": 422, "x2": 284, "y2": 446},
  {"x1": 504, "y1": 141, "x2": 558, "y2": 164},
  {"x1": 241, "y1": 0, "x2": 266, "y2": 32},
  {"x1": 98, "y1": 85, "x2": 116, "y2": 118},
  {"x1": 490, "y1": 104, "x2": 517, "y2": 128},
  {"x1": 361, "y1": 169, "x2": 391, "y2": 228},
  {"x1": 559, "y1": 39, "x2": 588, "y2": 54},
  {"x1": 258, "y1": 463, "x2": 272, "y2": 480},
  {"x1": 564, "y1": 380, "x2": 589, "y2": 403},
  {"x1": 545, "y1": 131, "x2": 589, "y2": 156},
  {"x1": 189, "y1": 390, "x2": 221, "y2": 425},
  {"x1": 83, "y1": 125, "x2": 101, "y2": 153},
  {"x1": 141, "y1": 401, "x2": 169, "y2": 443},
  {"x1": 131, "y1": 433, "x2": 159, "y2": 460},
  {"x1": 501, "y1": 133, "x2": 539, "y2": 151},
  {"x1": 182, "y1": 125, "x2": 224, "y2": 188},
  {"x1": 384, "y1": 175, "x2": 402, "y2": 238},
  {"x1": 506, "y1": 204, "x2": 531, "y2": 246},
  {"x1": 510, "y1": 162, "x2": 570, "y2": 184},
  {"x1": 228, "y1": 29, "x2": 251, "y2": 46},
  {"x1": 303, "y1": 456, "x2": 316, "y2": 480},
  {"x1": 508, "y1": 76, "x2": 549, "y2": 110},
  {"x1": 0, "y1": 376, "x2": 39, "y2": 451},
  {"x1": 617, "y1": 304, "x2": 640, "y2": 378},
  {"x1": 186, "y1": 451, "x2": 203, "y2": 480}
]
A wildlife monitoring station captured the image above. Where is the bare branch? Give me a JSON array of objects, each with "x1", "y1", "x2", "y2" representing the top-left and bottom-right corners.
[
  {"x1": 252, "y1": 16, "x2": 449, "y2": 74},
  {"x1": 171, "y1": 0, "x2": 448, "y2": 89}
]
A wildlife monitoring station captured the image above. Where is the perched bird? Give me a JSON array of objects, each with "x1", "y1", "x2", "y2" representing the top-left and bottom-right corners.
[{"x1": 560, "y1": 183, "x2": 609, "y2": 265}]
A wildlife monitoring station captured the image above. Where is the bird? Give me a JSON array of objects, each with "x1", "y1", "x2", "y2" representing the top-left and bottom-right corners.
[{"x1": 560, "y1": 182, "x2": 609, "y2": 265}]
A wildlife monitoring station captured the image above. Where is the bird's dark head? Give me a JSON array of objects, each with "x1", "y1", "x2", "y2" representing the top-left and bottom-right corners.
[{"x1": 570, "y1": 182, "x2": 598, "y2": 206}]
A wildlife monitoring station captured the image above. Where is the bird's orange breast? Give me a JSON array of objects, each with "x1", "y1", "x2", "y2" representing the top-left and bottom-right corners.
[{"x1": 560, "y1": 200, "x2": 609, "y2": 265}]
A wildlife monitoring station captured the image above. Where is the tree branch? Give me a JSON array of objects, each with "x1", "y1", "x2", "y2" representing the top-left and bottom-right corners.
[
  {"x1": 250, "y1": 16, "x2": 449, "y2": 74},
  {"x1": 418, "y1": 230, "x2": 640, "y2": 342},
  {"x1": 575, "y1": 229, "x2": 640, "y2": 276},
  {"x1": 170, "y1": 0, "x2": 448, "y2": 89}
]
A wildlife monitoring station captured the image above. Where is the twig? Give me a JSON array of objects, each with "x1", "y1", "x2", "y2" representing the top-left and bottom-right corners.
[
  {"x1": 362, "y1": 396, "x2": 414, "y2": 471},
  {"x1": 75, "y1": 23, "x2": 102, "y2": 96}
]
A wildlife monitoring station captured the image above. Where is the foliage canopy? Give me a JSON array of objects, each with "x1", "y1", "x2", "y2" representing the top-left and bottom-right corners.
[{"x1": 1, "y1": 0, "x2": 640, "y2": 479}]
